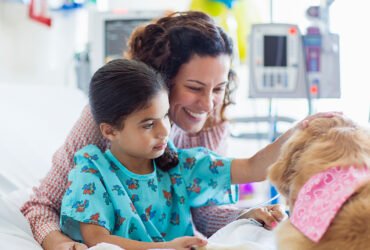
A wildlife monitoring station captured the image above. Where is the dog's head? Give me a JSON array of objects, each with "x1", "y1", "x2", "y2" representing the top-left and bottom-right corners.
[{"x1": 268, "y1": 116, "x2": 370, "y2": 208}]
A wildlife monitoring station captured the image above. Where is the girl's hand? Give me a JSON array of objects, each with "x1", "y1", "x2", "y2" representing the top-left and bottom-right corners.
[
  {"x1": 238, "y1": 205, "x2": 287, "y2": 230},
  {"x1": 54, "y1": 241, "x2": 88, "y2": 250},
  {"x1": 42, "y1": 231, "x2": 88, "y2": 250},
  {"x1": 167, "y1": 236, "x2": 207, "y2": 250}
]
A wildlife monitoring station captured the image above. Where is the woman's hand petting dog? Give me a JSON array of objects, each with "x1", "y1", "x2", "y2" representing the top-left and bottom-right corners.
[
  {"x1": 296, "y1": 111, "x2": 343, "y2": 129},
  {"x1": 237, "y1": 205, "x2": 287, "y2": 230},
  {"x1": 283, "y1": 111, "x2": 343, "y2": 142}
]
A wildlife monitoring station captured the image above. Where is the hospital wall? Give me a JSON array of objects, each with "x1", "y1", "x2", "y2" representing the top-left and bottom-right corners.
[{"x1": 0, "y1": 0, "x2": 369, "y2": 124}]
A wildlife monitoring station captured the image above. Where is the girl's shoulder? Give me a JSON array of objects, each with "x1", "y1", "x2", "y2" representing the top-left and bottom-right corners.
[
  {"x1": 75, "y1": 144, "x2": 104, "y2": 157},
  {"x1": 73, "y1": 144, "x2": 106, "y2": 171}
]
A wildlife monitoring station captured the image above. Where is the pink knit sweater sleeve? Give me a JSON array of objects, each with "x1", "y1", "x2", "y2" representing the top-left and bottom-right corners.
[
  {"x1": 170, "y1": 123, "x2": 244, "y2": 237},
  {"x1": 20, "y1": 105, "x2": 109, "y2": 244}
]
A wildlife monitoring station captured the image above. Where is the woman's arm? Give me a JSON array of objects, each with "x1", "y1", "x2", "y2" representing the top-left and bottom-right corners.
[
  {"x1": 20, "y1": 105, "x2": 108, "y2": 249},
  {"x1": 80, "y1": 223, "x2": 207, "y2": 250},
  {"x1": 191, "y1": 205, "x2": 241, "y2": 237},
  {"x1": 230, "y1": 130, "x2": 292, "y2": 184}
]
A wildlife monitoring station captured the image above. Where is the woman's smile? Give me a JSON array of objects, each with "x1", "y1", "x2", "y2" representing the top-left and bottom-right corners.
[{"x1": 183, "y1": 108, "x2": 208, "y2": 121}]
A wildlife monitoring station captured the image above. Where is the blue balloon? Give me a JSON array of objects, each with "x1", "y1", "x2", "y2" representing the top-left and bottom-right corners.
[{"x1": 211, "y1": 0, "x2": 237, "y2": 9}]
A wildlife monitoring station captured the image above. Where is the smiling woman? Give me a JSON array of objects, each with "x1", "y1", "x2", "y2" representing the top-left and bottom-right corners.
[{"x1": 169, "y1": 54, "x2": 231, "y2": 134}]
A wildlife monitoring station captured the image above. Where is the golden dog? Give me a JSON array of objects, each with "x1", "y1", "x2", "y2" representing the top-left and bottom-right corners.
[{"x1": 268, "y1": 116, "x2": 370, "y2": 250}]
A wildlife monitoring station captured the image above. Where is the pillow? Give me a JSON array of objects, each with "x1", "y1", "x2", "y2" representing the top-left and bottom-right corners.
[{"x1": 0, "y1": 196, "x2": 42, "y2": 249}]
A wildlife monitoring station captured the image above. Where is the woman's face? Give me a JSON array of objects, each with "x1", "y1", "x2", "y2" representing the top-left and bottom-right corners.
[{"x1": 169, "y1": 54, "x2": 231, "y2": 134}]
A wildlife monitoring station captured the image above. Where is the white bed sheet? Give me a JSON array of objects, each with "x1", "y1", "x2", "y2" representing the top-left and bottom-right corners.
[{"x1": 0, "y1": 83, "x2": 87, "y2": 248}]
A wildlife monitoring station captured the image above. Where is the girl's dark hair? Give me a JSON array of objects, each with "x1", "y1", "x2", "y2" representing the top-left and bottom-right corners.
[
  {"x1": 125, "y1": 11, "x2": 236, "y2": 121},
  {"x1": 89, "y1": 59, "x2": 178, "y2": 171}
]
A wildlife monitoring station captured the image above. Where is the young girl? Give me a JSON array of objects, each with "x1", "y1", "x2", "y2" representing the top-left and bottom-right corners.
[{"x1": 60, "y1": 59, "x2": 270, "y2": 249}]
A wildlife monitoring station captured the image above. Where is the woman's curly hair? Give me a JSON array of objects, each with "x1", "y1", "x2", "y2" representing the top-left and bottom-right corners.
[{"x1": 125, "y1": 11, "x2": 237, "y2": 122}]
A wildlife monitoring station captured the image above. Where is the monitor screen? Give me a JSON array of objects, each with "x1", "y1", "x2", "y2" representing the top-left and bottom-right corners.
[
  {"x1": 104, "y1": 19, "x2": 151, "y2": 63},
  {"x1": 264, "y1": 35, "x2": 287, "y2": 67}
]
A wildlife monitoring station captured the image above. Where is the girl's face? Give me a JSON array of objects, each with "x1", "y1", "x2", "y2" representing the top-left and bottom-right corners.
[
  {"x1": 107, "y1": 90, "x2": 171, "y2": 168},
  {"x1": 169, "y1": 54, "x2": 230, "y2": 134}
]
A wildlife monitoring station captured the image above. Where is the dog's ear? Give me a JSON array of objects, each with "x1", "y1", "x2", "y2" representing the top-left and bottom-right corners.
[{"x1": 268, "y1": 129, "x2": 310, "y2": 197}]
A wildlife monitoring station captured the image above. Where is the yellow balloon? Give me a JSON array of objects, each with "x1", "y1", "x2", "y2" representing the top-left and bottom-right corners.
[
  {"x1": 190, "y1": 0, "x2": 226, "y2": 16},
  {"x1": 190, "y1": 0, "x2": 261, "y2": 62}
]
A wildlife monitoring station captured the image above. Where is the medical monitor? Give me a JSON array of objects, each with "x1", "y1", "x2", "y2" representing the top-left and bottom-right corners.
[
  {"x1": 264, "y1": 36, "x2": 287, "y2": 67},
  {"x1": 249, "y1": 23, "x2": 307, "y2": 98},
  {"x1": 248, "y1": 23, "x2": 340, "y2": 98},
  {"x1": 89, "y1": 10, "x2": 164, "y2": 74}
]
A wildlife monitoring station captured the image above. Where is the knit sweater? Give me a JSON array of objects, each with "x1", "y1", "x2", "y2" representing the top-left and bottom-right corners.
[{"x1": 20, "y1": 105, "x2": 243, "y2": 244}]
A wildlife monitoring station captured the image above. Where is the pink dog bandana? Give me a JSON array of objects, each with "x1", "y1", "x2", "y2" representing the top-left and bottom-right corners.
[{"x1": 290, "y1": 165, "x2": 370, "y2": 242}]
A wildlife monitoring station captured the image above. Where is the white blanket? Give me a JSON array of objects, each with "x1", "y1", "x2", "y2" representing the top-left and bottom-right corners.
[
  {"x1": 203, "y1": 219, "x2": 276, "y2": 250},
  {"x1": 88, "y1": 219, "x2": 276, "y2": 250}
]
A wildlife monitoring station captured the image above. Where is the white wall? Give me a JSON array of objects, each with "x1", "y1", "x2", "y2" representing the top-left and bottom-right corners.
[
  {"x1": 103, "y1": 0, "x2": 190, "y2": 12},
  {"x1": 0, "y1": 2, "x2": 85, "y2": 86},
  {"x1": 0, "y1": 0, "x2": 369, "y2": 122},
  {"x1": 0, "y1": 0, "x2": 190, "y2": 86},
  {"x1": 329, "y1": 1, "x2": 370, "y2": 124}
]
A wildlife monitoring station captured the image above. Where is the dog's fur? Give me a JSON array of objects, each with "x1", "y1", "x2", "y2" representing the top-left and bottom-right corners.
[{"x1": 268, "y1": 116, "x2": 370, "y2": 250}]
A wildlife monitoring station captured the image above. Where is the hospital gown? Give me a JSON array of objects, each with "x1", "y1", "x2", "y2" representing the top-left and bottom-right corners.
[{"x1": 60, "y1": 143, "x2": 238, "y2": 243}]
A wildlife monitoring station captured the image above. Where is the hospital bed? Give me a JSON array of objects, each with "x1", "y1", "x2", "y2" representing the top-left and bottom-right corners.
[{"x1": 0, "y1": 83, "x2": 87, "y2": 249}]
